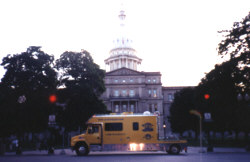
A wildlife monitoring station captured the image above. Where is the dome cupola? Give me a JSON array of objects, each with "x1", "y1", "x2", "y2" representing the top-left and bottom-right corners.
[{"x1": 105, "y1": 10, "x2": 142, "y2": 71}]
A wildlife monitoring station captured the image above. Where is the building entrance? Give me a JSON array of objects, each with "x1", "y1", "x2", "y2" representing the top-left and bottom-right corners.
[{"x1": 112, "y1": 101, "x2": 138, "y2": 113}]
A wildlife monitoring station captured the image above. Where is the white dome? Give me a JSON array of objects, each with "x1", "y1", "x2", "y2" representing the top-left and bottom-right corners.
[{"x1": 104, "y1": 10, "x2": 142, "y2": 72}]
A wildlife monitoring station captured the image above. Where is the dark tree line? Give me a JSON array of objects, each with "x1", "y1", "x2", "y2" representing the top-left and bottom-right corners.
[
  {"x1": 0, "y1": 47, "x2": 107, "y2": 141},
  {"x1": 169, "y1": 12, "x2": 249, "y2": 140}
]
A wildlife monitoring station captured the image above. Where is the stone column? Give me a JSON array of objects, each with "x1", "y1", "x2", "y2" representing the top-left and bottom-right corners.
[
  {"x1": 119, "y1": 101, "x2": 121, "y2": 113},
  {"x1": 136, "y1": 101, "x2": 138, "y2": 113},
  {"x1": 119, "y1": 59, "x2": 121, "y2": 68},
  {"x1": 126, "y1": 58, "x2": 128, "y2": 68}
]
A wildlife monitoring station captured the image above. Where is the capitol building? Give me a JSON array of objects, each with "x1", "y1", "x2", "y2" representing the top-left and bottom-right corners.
[{"x1": 100, "y1": 10, "x2": 189, "y2": 137}]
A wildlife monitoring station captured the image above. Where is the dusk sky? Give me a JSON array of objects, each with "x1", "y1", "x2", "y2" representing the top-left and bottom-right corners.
[{"x1": 0, "y1": 0, "x2": 249, "y2": 86}]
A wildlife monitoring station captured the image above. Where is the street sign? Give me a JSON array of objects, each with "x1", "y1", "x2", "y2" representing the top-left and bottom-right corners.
[
  {"x1": 48, "y1": 115, "x2": 56, "y2": 125},
  {"x1": 204, "y1": 113, "x2": 211, "y2": 120},
  {"x1": 204, "y1": 112, "x2": 213, "y2": 122}
]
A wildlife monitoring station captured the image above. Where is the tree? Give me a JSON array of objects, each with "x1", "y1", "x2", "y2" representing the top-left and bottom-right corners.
[
  {"x1": 218, "y1": 12, "x2": 249, "y2": 92},
  {"x1": 55, "y1": 50, "x2": 107, "y2": 131},
  {"x1": 197, "y1": 60, "x2": 239, "y2": 131},
  {"x1": 167, "y1": 12, "x2": 250, "y2": 142},
  {"x1": 0, "y1": 46, "x2": 58, "y2": 138},
  {"x1": 169, "y1": 87, "x2": 199, "y2": 136},
  {"x1": 217, "y1": 12, "x2": 250, "y2": 138}
]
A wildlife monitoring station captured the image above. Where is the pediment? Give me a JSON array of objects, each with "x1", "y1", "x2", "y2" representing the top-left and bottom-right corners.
[{"x1": 106, "y1": 68, "x2": 142, "y2": 76}]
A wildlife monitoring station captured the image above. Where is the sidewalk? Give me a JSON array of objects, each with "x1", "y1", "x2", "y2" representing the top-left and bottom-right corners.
[
  {"x1": 2, "y1": 146, "x2": 249, "y2": 156},
  {"x1": 188, "y1": 146, "x2": 247, "y2": 153},
  {"x1": 3, "y1": 149, "x2": 73, "y2": 156}
]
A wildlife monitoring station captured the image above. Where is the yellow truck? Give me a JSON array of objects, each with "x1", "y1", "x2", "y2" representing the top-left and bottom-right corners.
[{"x1": 71, "y1": 112, "x2": 187, "y2": 156}]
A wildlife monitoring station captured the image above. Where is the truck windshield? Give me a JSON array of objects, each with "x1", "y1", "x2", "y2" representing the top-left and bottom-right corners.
[{"x1": 88, "y1": 125, "x2": 99, "y2": 134}]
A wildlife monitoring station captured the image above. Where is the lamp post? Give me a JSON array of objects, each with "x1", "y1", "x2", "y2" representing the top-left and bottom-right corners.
[
  {"x1": 163, "y1": 121, "x2": 166, "y2": 139},
  {"x1": 190, "y1": 110, "x2": 205, "y2": 153}
]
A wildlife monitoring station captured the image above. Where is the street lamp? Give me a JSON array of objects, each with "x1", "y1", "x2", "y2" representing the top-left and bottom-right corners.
[
  {"x1": 163, "y1": 122, "x2": 166, "y2": 139},
  {"x1": 190, "y1": 110, "x2": 205, "y2": 153}
]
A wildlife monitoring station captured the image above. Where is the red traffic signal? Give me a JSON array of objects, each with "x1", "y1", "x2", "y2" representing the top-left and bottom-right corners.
[
  {"x1": 49, "y1": 94, "x2": 57, "y2": 103},
  {"x1": 204, "y1": 94, "x2": 210, "y2": 100}
]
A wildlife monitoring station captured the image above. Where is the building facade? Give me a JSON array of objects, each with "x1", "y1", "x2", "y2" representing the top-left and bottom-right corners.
[{"x1": 101, "y1": 10, "x2": 189, "y2": 137}]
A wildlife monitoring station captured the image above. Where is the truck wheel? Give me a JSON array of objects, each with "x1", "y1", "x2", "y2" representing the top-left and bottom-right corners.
[
  {"x1": 75, "y1": 143, "x2": 89, "y2": 156},
  {"x1": 168, "y1": 145, "x2": 180, "y2": 155}
]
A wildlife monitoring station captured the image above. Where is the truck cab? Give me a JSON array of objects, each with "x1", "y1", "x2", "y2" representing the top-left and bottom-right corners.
[{"x1": 71, "y1": 113, "x2": 187, "y2": 156}]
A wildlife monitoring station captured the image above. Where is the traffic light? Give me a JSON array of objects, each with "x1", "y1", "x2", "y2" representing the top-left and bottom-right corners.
[
  {"x1": 204, "y1": 94, "x2": 210, "y2": 100},
  {"x1": 49, "y1": 94, "x2": 57, "y2": 103}
]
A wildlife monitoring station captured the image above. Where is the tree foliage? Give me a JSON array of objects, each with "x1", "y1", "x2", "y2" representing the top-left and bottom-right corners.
[
  {"x1": 0, "y1": 46, "x2": 57, "y2": 137},
  {"x1": 218, "y1": 12, "x2": 249, "y2": 92},
  {"x1": 170, "y1": 12, "x2": 250, "y2": 135},
  {"x1": 196, "y1": 60, "x2": 239, "y2": 133},
  {"x1": 0, "y1": 47, "x2": 108, "y2": 138},
  {"x1": 169, "y1": 87, "x2": 199, "y2": 134},
  {"x1": 55, "y1": 50, "x2": 107, "y2": 131}
]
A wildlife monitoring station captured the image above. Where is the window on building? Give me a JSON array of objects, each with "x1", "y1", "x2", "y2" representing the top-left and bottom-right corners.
[
  {"x1": 148, "y1": 79, "x2": 151, "y2": 83},
  {"x1": 122, "y1": 90, "x2": 127, "y2": 96},
  {"x1": 149, "y1": 104, "x2": 153, "y2": 112},
  {"x1": 122, "y1": 104, "x2": 127, "y2": 112},
  {"x1": 114, "y1": 90, "x2": 119, "y2": 97},
  {"x1": 148, "y1": 90, "x2": 152, "y2": 97},
  {"x1": 129, "y1": 90, "x2": 135, "y2": 97},
  {"x1": 130, "y1": 105, "x2": 134, "y2": 112},
  {"x1": 168, "y1": 93, "x2": 174, "y2": 101},
  {"x1": 114, "y1": 79, "x2": 118, "y2": 83},
  {"x1": 133, "y1": 122, "x2": 139, "y2": 131},
  {"x1": 115, "y1": 105, "x2": 119, "y2": 112},
  {"x1": 153, "y1": 79, "x2": 156, "y2": 83},
  {"x1": 130, "y1": 79, "x2": 134, "y2": 83},
  {"x1": 154, "y1": 104, "x2": 158, "y2": 111},
  {"x1": 153, "y1": 89, "x2": 157, "y2": 97},
  {"x1": 105, "y1": 123, "x2": 123, "y2": 131},
  {"x1": 122, "y1": 79, "x2": 126, "y2": 83}
]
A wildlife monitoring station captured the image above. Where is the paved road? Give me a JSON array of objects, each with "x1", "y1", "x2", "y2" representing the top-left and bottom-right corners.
[{"x1": 0, "y1": 147, "x2": 250, "y2": 162}]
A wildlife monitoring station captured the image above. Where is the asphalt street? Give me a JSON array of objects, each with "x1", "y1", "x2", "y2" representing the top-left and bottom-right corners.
[{"x1": 0, "y1": 147, "x2": 249, "y2": 162}]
